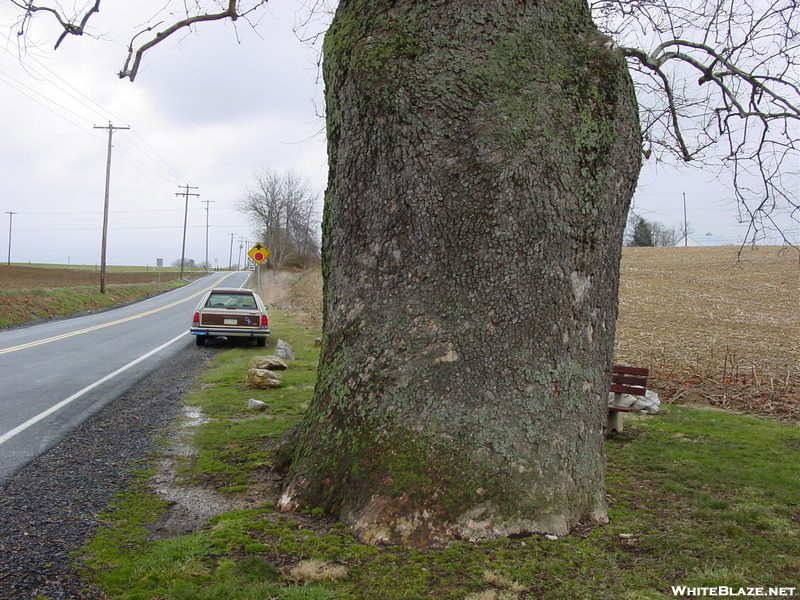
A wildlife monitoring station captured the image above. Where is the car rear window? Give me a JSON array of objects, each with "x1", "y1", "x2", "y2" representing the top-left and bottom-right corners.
[{"x1": 205, "y1": 292, "x2": 258, "y2": 309}]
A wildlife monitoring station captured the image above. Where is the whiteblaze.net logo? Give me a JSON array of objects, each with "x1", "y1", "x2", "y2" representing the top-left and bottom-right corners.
[{"x1": 671, "y1": 587, "x2": 796, "y2": 597}]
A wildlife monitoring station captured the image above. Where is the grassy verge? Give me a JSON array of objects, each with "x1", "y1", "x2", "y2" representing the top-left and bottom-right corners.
[
  {"x1": 0, "y1": 282, "x2": 188, "y2": 328},
  {"x1": 8, "y1": 263, "x2": 210, "y2": 273},
  {"x1": 79, "y1": 310, "x2": 800, "y2": 600}
]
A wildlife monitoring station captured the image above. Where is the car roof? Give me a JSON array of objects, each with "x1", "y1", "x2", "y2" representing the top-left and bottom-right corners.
[{"x1": 209, "y1": 287, "x2": 255, "y2": 294}]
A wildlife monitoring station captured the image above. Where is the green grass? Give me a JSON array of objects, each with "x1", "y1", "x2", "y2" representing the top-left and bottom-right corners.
[
  {"x1": 0, "y1": 282, "x2": 190, "y2": 328},
  {"x1": 9, "y1": 262, "x2": 213, "y2": 273},
  {"x1": 79, "y1": 311, "x2": 800, "y2": 600}
]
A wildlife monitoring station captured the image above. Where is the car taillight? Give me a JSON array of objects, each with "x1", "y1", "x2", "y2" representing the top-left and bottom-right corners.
[
  {"x1": 193, "y1": 312, "x2": 200, "y2": 324},
  {"x1": 261, "y1": 315, "x2": 269, "y2": 327}
]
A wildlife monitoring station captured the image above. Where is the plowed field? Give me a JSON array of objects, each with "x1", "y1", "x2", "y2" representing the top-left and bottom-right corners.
[{"x1": 0, "y1": 265, "x2": 187, "y2": 290}]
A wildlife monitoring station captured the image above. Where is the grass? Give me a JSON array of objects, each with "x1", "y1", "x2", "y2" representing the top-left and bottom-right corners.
[
  {"x1": 77, "y1": 305, "x2": 800, "y2": 599},
  {"x1": 0, "y1": 262, "x2": 218, "y2": 328},
  {"x1": 0, "y1": 282, "x2": 189, "y2": 328},
  {"x1": 7, "y1": 262, "x2": 211, "y2": 272}
]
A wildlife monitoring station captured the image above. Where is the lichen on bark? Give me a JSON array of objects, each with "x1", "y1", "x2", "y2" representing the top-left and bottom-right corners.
[{"x1": 280, "y1": 0, "x2": 642, "y2": 547}]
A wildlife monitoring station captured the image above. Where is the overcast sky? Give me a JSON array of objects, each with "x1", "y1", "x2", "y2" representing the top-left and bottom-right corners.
[
  {"x1": 0, "y1": 1, "x2": 794, "y2": 268},
  {"x1": 0, "y1": 0, "x2": 329, "y2": 268}
]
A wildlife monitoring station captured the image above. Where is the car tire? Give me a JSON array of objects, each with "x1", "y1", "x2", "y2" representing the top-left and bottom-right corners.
[
  {"x1": 256, "y1": 338, "x2": 266, "y2": 347},
  {"x1": 196, "y1": 336, "x2": 206, "y2": 347}
]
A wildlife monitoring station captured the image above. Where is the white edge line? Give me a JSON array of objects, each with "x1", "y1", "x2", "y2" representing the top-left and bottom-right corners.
[{"x1": 0, "y1": 331, "x2": 189, "y2": 446}]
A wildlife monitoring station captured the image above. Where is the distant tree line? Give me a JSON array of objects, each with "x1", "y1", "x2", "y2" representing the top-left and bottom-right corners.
[
  {"x1": 171, "y1": 258, "x2": 212, "y2": 269},
  {"x1": 626, "y1": 214, "x2": 689, "y2": 247},
  {"x1": 238, "y1": 169, "x2": 321, "y2": 269}
]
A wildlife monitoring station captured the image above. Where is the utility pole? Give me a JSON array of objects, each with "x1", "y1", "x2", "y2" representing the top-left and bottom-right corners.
[
  {"x1": 176, "y1": 184, "x2": 200, "y2": 280},
  {"x1": 202, "y1": 199, "x2": 215, "y2": 272},
  {"x1": 237, "y1": 237, "x2": 246, "y2": 270},
  {"x1": 228, "y1": 233, "x2": 236, "y2": 270},
  {"x1": 6, "y1": 211, "x2": 16, "y2": 266},
  {"x1": 93, "y1": 122, "x2": 129, "y2": 293},
  {"x1": 683, "y1": 192, "x2": 688, "y2": 247}
]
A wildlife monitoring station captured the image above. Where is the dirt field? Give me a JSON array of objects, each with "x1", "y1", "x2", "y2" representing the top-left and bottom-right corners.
[
  {"x1": 0, "y1": 265, "x2": 189, "y2": 290},
  {"x1": 615, "y1": 245, "x2": 798, "y2": 418}
]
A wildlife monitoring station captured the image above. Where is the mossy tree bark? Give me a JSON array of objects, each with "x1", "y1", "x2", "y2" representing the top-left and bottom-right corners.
[{"x1": 279, "y1": 0, "x2": 642, "y2": 546}]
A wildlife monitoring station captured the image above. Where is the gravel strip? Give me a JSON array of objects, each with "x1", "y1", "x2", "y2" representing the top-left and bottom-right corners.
[{"x1": 0, "y1": 345, "x2": 214, "y2": 600}]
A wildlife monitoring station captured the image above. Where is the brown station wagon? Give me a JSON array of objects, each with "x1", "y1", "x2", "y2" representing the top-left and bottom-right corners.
[{"x1": 190, "y1": 287, "x2": 270, "y2": 347}]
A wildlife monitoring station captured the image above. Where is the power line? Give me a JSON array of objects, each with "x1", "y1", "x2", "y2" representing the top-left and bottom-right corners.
[
  {"x1": 0, "y1": 29, "x2": 194, "y2": 202},
  {"x1": 129, "y1": 129, "x2": 188, "y2": 182},
  {"x1": 13, "y1": 224, "x2": 250, "y2": 232},
  {"x1": 0, "y1": 71, "x2": 104, "y2": 142},
  {"x1": 0, "y1": 28, "x2": 124, "y2": 126}
]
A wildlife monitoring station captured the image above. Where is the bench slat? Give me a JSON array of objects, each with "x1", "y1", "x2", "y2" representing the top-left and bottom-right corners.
[
  {"x1": 612, "y1": 365, "x2": 649, "y2": 377},
  {"x1": 611, "y1": 374, "x2": 648, "y2": 387},
  {"x1": 610, "y1": 383, "x2": 647, "y2": 395},
  {"x1": 608, "y1": 365, "x2": 650, "y2": 434}
]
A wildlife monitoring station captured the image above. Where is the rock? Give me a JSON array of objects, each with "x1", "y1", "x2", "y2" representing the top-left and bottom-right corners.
[
  {"x1": 247, "y1": 399, "x2": 269, "y2": 411},
  {"x1": 248, "y1": 355, "x2": 289, "y2": 371},
  {"x1": 247, "y1": 369, "x2": 283, "y2": 389},
  {"x1": 608, "y1": 389, "x2": 660, "y2": 414},
  {"x1": 275, "y1": 339, "x2": 295, "y2": 360}
]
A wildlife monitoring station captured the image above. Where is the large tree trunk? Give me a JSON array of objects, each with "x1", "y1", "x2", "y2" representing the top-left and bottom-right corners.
[{"x1": 279, "y1": 0, "x2": 641, "y2": 547}]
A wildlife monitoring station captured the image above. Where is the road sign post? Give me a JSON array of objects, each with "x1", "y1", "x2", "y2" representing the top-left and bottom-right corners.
[{"x1": 247, "y1": 244, "x2": 271, "y2": 295}]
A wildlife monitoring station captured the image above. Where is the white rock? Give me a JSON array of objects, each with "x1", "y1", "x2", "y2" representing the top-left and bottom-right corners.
[
  {"x1": 275, "y1": 339, "x2": 295, "y2": 360},
  {"x1": 247, "y1": 398, "x2": 269, "y2": 411},
  {"x1": 608, "y1": 389, "x2": 660, "y2": 414}
]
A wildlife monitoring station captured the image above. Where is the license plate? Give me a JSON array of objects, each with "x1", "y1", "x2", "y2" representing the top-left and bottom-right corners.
[{"x1": 224, "y1": 318, "x2": 238, "y2": 325}]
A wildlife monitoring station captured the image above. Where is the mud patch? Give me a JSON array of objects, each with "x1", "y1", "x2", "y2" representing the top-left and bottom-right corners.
[{"x1": 147, "y1": 406, "x2": 279, "y2": 539}]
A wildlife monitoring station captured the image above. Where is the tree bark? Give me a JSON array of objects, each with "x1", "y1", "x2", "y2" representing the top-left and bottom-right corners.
[{"x1": 279, "y1": 0, "x2": 642, "y2": 547}]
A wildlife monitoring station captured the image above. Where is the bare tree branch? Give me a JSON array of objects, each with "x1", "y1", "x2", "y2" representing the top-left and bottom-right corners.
[
  {"x1": 118, "y1": 0, "x2": 268, "y2": 82},
  {"x1": 11, "y1": 0, "x2": 101, "y2": 48},
  {"x1": 597, "y1": 0, "x2": 799, "y2": 245},
  {"x1": 8, "y1": 0, "x2": 269, "y2": 82}
]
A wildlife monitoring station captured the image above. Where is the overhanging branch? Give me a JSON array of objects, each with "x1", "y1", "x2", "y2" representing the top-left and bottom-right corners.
[
  {"x1": 118, "y1": 0, "x2": 269, "y2": 82},
  {"x1": 622, "y1": 46, "x2": 694, "y2": 161},
  {"x1": 9, "y1": 0, "x2": 269, "y2": 83},
  {"x1": 11, "y1": 0, "x2": 101, "y2": 48}
]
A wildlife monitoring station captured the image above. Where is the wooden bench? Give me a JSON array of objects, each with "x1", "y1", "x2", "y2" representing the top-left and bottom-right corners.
[{"x1": 607, "y1": 365, "x2": 649, "y2": 434}]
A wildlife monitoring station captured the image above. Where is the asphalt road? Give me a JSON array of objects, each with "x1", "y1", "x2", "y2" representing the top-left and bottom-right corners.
[{"x1": 0, "y1": 270, "x2": 253, "y2": 482}]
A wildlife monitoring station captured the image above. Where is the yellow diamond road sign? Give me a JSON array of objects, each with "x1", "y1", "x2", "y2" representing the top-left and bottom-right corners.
[{"x1": 248, "y1": 243, "x2": 270, "y2": 264}]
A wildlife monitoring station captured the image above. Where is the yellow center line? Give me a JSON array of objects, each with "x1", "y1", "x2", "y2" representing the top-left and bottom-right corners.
[{"x1": 0, "y1": 273, "x2": 236, "y2": 356}]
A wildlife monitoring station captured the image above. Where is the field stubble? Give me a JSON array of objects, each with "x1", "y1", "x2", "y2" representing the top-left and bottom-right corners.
[
  {"x1": 615, "y1": 246, "x2": 798, "y2": 418},
  {"x1": 0, "y1": 265, "x2": 193, "y2": 289}
]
